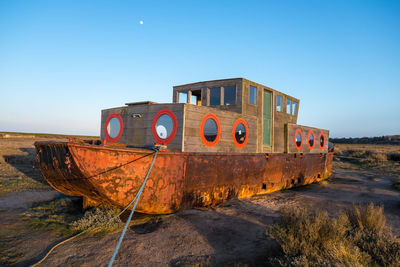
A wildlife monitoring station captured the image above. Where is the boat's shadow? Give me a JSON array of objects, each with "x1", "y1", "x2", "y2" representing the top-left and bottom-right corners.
[
  {"x1": 2, "y1": 147, "x2": 49, "y2": 186},
  {"x1": 169, "y1": 199, "x2": 281, "y2": 266}
]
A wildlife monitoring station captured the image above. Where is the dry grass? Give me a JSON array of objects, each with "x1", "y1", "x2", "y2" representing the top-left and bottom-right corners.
[
  {"x1": 20, "y1": 197, "x2": 83, "y2": 236},
  {"x1": 268, "y1": 203, "x2": 400, "y2": 266},
  {"x1": 333, "y1": 144, "x2": 400, "y2": 177},
  {"x1": 72, "y1": 205, "x2": 123, "y2": 233}
]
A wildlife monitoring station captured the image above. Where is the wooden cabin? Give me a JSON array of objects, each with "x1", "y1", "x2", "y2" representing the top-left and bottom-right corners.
[{"x1": 100, "y1": 78, "x2": 329, "y2": 154}]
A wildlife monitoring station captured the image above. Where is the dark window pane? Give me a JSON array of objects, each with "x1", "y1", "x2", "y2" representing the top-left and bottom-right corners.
[
  {"x1": 320, "y1": 134, "x2": 325, "y2": 148},
  {"x1": 156, "y1": 114, "x2": 173, "y2": 139},
  {"x1": 235, "y1": 123, "x2": 247, "y2": 144},
  {"x1": 209, "y1": 87, "x2": 221, "y2": 106},
  {"x1": 204, "y1": 118, "x2": 218, "y2": 142},
  {"x1": 276, "y1": 95, "x2": 282, "y2": 111},
  {"x1": 249, "y1": 86, "x2": 257, "y2": 104},
  {"x1": 224, "y1": 86, "x2": 236, "y2": 105},
  {"x1": 296, "y1": 132, "x2": 302, "y2": 147},
  {"x1": 308, "y1": 132, "x2": 314, "y2": 147}
]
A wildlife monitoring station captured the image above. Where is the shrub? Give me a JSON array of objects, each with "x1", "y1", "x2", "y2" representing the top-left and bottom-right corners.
[
  {"x1": 267, "y1": 204, "x2": 400, "y2": 266},
  {"x1": 72, "y1": 206, "x2": 122, "y2": 233}
]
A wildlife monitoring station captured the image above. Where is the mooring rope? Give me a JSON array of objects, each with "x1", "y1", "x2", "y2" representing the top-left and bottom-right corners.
[
  {"x1": 108, "y1": 147, "x2": 159, "y2": 267},
  {"x1": 31, "y1": 147, "x2": 159, "y2": 267}
]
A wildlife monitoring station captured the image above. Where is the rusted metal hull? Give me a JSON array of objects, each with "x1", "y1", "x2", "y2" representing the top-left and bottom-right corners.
[{"x1": 35, "y1": 141, "x2": 333, "y2": 214}]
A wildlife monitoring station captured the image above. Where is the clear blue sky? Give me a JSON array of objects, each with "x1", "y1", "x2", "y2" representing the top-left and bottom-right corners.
[{"x1": 1, "y1": 0, "x2": 399, "y2": 137}]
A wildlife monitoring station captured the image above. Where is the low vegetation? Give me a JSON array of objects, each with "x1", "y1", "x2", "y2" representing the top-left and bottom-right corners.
[
  {"x1": 20, "y1": 197, "x2": 83, "y2": 236},
  {"x1": 267, "y1": 203, "x2": 400, "y2": 266},
  {"x1": 331, "y1": 135, "x2": 400, "y2": 145},
  {"x1": 72, "y1": 206, "x2": 123, "y2": 233},
  {"x1": 21, "y1": 197, "x2": 124, "y2": 236},
  {"x1": 333, "y1": 144, "x2": 400, "y2": 176}
]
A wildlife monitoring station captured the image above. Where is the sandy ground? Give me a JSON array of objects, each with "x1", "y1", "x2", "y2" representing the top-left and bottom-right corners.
[{"x1": 0, "y1": 136, "x2": 399, "y2": 266}]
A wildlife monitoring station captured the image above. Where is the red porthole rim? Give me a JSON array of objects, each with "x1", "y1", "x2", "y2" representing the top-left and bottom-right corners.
[
  {"x1": 232, "y1": 118, "x2": 249, "y2": 149},
  {"x1": 200, "y1": 113, "x2": 221, "y2": 147},
  {"x1": 104, "y1": 113, "x2": 124, "y2": 143},
  {"x1": 152, "y1": 109, "x2": 178, "y2": 145},
  {"x1": 307, "y1": 130, "x2": 315, "y2": 150},
  {"x1": 319, "y1": 131, "x2": 326, "y2": 150},
  {"x1": 294, "y1": 128, "x2": 303, "y2": 151}
]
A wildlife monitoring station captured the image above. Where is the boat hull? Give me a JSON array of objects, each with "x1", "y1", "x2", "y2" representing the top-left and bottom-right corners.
[{"x1": 35, "y1": 141, "x2": 333, "y2": 214}]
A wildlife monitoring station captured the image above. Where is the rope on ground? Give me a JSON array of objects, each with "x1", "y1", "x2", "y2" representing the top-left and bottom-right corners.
[
  {"x1": 108, "y1": 147, "x2": 159, "y2": 267},
  {"x1": 31, "y1": 230, "x2": 89, "y2": 267},
  {"x1": 30, "y1": 147, "x2": 159, "y2": 267}
]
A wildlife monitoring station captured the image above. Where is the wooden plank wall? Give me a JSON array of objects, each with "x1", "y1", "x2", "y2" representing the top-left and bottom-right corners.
[
  {"x1": 286, "y1": 123, "x2": 329, "y2": 153},
  {"x1": 183, "y1": 104, "x2": 258, "y2": 153},
  {"x1": 101, "y1": 103, "x2": 185, "y2": 151}
]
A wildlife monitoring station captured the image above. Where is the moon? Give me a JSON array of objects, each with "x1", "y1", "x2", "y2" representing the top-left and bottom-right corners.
[{"x1": 139, "y1": 20, "x2": 144, "y2": 25}]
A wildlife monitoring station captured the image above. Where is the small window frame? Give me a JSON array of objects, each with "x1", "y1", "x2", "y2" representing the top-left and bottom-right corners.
[
  {"x1": 286, "y1": 98, "x2": 292, "y2": 114},
  {"x1": 200, "y1": 113, "x2": 221, "y2": 147},
  {"x1": 223, "y1": 85, "x2": 236, "y2": 106},
  {"x1": 232, "y1": 118, "x2": 249, "y2": 149},
  {"x1": 307, "y1": 130, "x2": 315, "y2": 150},
  {"x1": 104, "y1": 113, "x2": 124, "y2": 143},
  {"x1": 294, "y1": 128, "x2": 303, "y2": 151},
  {"x1": 209, "y1": 87, "x2": 222, "y2": 106},
  {"x1": 276, "y1": 95, "x2": 283, "y2": 112},
  {"x1": 152, "y1": 109, "x2": 178, "y2": 145},
  {"x1": 178, "y1": 91, "x2": 189, "y2": 103},
  {"x1": 319, "y1": 131, "x2": 326, "y2": 150},
  {"x1": 292, "y1": 100, "x2": 298, "y2": 116},
  {"x1": 249, "y1": 85, "x2": 257, "y2": 105}
]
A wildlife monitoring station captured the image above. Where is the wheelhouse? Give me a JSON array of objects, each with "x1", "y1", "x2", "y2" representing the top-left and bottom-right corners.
[{"x1": 101, "y1": 78, "x2": 329, "y2": 154}]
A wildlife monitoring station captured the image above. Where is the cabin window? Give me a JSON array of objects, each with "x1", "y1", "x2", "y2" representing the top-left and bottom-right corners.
[
  {"x1": 209, "y1": 87, "x2": 221, "y2": 106},
  {"x1": 308, "y1": 130, "x2": 315, "y2": 150},
  {"x1": 204, "y1": 119, "x2": 218, "y2": 141},
  {"x1": 191, "y1": 95, "x2": 197, "y2": 105},
  {"x1": 249, "y1": 86, "x2": 257, "y2": 105},
  {"x1": 191, "y1": 90, "x2": 202, "y2": 106},
  {"x1": 287, "y1": 99, "x2": 292, "y2": 114},
  {"x1": 276, "y1": 95, "x2": 282, "y2": 112},
  {"x1": 294, "y1": 129, "x2": 303, "y2": 151},
  {"x1": 104, "y1": 113, "x2": 124, "y2": 143},
  {"x1": 156, "y1": 115, "x2": 173, "y2": 139},
  {"x1": 232, "y1": 118, "x2": 249, "y2": 148},
  {"x1": 179, "y1": 92, "x2": 188, "y2": 103},
  {"x1": 292, "y1": 101, "x2": 297, "y2": 116},
  {"x1": 200, "y1": 113, "x2": 221, "y2": 147},
  {"x1": 319, "y1": 132, "x2": 325, "y2": 149},
  {"x1": 107, "y1": 118, "x2": 120, "y2": 138},
  {"x1": 152, "y1": 109, "x2": 178, "y2": 145},
  {"x1": 224, "y1": 86, "x2": 236, "y2": 105}
]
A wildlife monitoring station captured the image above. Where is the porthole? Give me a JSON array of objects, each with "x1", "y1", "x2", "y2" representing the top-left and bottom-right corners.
[
  {"x1": 200, "y1": 113, "x2": 221, "y2": 147},
  {"x1": 307, "y1": 130, "x2": 315, "y2": 150},
  {"x1": 104, "y1": 113, "x2": 124, "y2": 143},
  {"x1": 294, "y1": 129, "x2": 303, "y2": 151},
  {"x1": 319, "y1": 132, "x2": 325, "y2": 150},
  {"x1": 152, "y1": 109, "x2": 177, "y2": 145},
  {"x1": 232, "y1": 118, "x2": 249, "y2": 149}
]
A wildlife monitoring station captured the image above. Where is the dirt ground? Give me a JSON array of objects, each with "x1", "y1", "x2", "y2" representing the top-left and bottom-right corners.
[{"x1": 0, "y1": 135, "x2": 399, "y2": 266}]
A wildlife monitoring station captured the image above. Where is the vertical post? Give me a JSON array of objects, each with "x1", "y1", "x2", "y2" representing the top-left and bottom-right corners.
[{"x1": 187, "y1": 90, "x2": 192, "y2": 104}]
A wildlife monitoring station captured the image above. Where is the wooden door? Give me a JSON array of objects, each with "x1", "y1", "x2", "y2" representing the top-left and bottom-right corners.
[{"x1": 263, "y1": 90, "x2": 272, "y2": 146}]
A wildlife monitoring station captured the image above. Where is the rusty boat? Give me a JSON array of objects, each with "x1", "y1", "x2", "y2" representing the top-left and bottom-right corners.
[{"x1": 35, "y1": 78, "x2": 333, "y2": 214}]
